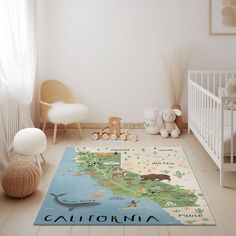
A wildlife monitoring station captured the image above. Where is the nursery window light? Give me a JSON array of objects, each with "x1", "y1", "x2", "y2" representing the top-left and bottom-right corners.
[{"x1": 0, "y1": 0, "x2": 35, "y2": 105}]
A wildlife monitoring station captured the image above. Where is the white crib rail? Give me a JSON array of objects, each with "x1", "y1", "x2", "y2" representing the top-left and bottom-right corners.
[
  {"x1": 188, "y1": 70, "x2": 236, "y2": 96},
  {"x1": 188, "y1": 76, "x2": 221, "y2": 168}
]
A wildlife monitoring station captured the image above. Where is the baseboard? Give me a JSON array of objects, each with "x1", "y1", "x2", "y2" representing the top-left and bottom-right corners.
[{"x1": 40, "y1": 122, "x2": 188, "y2": 130}]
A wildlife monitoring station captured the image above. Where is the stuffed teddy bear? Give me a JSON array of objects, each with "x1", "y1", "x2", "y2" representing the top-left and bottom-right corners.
[
  {"x1": 225, "y1": 78, "x2": 236, "y2": 96},
  {"x1": 224, "y1": 78, "x2": 236, "y2": 108},
  {"x1": 144, "y1": 108, "x2": 159, "y2": 135},
  {"x1": 157, "y1": 109, "x2": 182, "y2": 138}
]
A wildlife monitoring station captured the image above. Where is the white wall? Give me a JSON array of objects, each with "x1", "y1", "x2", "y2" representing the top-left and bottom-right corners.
[{"x1": 36, "y1": 0, "x2": 236, "y2": 123}]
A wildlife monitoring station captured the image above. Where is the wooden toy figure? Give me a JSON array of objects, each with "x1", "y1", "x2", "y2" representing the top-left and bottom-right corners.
[
  {"x1": 91, "y1": 116, "x2": 138, "y2": 141},
  {"x1": 109, "y1": 116, "x2": 121, "y2": 140}
]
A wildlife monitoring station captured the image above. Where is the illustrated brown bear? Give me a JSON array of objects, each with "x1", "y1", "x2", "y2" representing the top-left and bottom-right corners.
[{"x1": 140, "y1": 174, "x2": 171, "y2": 181}]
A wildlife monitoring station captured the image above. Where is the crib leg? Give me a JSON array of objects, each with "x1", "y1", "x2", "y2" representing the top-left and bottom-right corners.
[
  {"x1": 188, "y1": 126, "x2": 191, "y2": 134},
  {"x1": 220, "y1": 170, "x2": 224, "y2": 187}
]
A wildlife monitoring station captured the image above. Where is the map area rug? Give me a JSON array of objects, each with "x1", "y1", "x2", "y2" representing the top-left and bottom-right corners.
[{"x1": 35, "y1": 147, "x2": 215, "y2": 225}]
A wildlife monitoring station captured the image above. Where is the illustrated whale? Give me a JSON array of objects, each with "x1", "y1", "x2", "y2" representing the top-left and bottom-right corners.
[{"x1": 50, "y1": 193, "x2": 101, "y2": 211}]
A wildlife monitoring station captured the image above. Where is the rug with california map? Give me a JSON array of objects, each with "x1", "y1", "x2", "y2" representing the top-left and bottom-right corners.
[{"x1": 34, "y1": 147, "x2": 215, "y2": 225}]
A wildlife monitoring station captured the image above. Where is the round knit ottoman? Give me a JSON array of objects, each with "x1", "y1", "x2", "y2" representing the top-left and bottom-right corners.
[{"x1": 2, "y1": 160, "x2": 41, "y2": 198}]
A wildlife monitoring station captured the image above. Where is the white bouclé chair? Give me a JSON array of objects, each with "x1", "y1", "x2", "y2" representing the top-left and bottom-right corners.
[
  {"x1": 39, "y1": 80, "x2": 88, "y2": 144},
  {"x1": 13, "y1": 128, "x2": 47, "y2": 174}
]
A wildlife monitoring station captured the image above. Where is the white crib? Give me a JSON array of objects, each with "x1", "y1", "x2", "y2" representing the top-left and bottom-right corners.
[{"x1": 188, "y1": 70, "x2": 236, "y2": 187}]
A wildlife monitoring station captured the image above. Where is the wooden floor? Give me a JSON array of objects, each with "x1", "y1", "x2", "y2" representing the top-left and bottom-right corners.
[{"x1": 1, "y1": 129, "x2": 236, "y2": 236}]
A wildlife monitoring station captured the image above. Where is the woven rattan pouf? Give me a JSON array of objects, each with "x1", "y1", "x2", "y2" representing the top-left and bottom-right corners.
[{"x1": 2, "y1": 160, "x2": 41, "y2": 198}]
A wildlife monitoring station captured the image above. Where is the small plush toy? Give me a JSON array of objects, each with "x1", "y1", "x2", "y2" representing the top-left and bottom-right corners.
[
  {"x1": 157, "y1": 109, "x2": 182, "y2": 138},
  {"x1": 225, "y1": 78, "x2": 236, "y2": 96},
  {"x1": 224, "y1": 78, "x2": 236, "y2": 109},
  {"x1": 144, "y1": 108, "x2": 159, "y2": 134}
]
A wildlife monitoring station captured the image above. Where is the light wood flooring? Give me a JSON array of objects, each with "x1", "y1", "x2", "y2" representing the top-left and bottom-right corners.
[{"x1": 1, "y1": 129, "x2": 236, "y2": 236}]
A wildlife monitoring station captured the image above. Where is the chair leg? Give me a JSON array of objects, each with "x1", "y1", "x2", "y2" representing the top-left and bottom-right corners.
[
  {"x1": 35, "y1": 155, "x2": 42, "y2": 175},
  {"x1": 42, "y1": 121, "x2": 47, "y2": 131},
  {"x1": 53, "y1": 124, "x2": 57, "y2": 144},
  {"x1": 78, "y1": 123, "x2": 82, "y2": 138},
  {"x1": 40, "y1": 153, "x2": 46, "y2": 163}
]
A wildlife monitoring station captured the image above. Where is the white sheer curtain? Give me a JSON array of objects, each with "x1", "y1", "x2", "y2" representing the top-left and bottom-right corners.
[
  {"x1": 0, "y1": 0, "x2": 36, "y2": 173},
  {"x1": 0, "y1": 87, "x2": 9, "y2": 174}
]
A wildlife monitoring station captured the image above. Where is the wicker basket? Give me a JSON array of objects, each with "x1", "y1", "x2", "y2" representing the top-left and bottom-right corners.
[{"x1": 2, "y1": 160, "x2": 41, "y2": 198}]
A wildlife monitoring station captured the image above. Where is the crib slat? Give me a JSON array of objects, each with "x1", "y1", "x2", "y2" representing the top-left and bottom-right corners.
[
  {"x1": 194, "y1": 84, "x2": 197, "y2": 129},
  {"x1": 201, "y1": 88, "x2": 203, "y2": 137},
  {"x1": 196, "y1": 84, "x2": 198, "y2": 130},
  {"x1": 220, "y1": 97, "x2": 224, "y2": 187},
  {"x1": 213, "y1": 100, "x2": 215, "y2": 153},
  {"x1": 231, "y1": 101, "x2": 234, "y2": 164},
  {"x1": 209, "y1": 97, "x2": 212, "y2": 150},
  {"x1": 204, "y1": 92, "x2": 207, "y2": 141},
  {"x1": 188, "y1": 78, "x2": 191, "y2": 131},
  {"x1": 200, "y1": 89, "x2": 203, "y2": 137},
  {"x1": 207, "y1": 94, "x2": 209, "y2": 145},
  {"x1": 191, "y1": 82, "x2": 193, "y2": 129},
  {"x1": 213, "y1": 100, "x2": 216, "y2": 154},
  {"x1": 206, "y1": 74, "x2": 210, "y2": 91},
  {"x1": 217, "y1": 102, "x2": 220, "y2": 159},
  {"x1": 213, "y1": 73, "x2": 216, "y2": 96},
  {"x1": 196, "y1": 84, "x2": 200, "y2": 133},
  {"x1": 203, "y1": 92, "x2": 205, "y2": 139},
  {"x1": 219, "y1": 73, "x2": 221, "y2": 93},
  {"x1": 213, "y1": 100, "x2": 217, "y2": 155}
]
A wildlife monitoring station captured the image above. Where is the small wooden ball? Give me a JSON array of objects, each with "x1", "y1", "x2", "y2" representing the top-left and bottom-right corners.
[
  {"x1": 2, "y1": 160, "x2": 41, "y2": 199},
  {"x1": 102, "y1": 132, "x2": 109, "y2": 140},
  {"x1": 110, "y1": 133, "x2": 118, "y2": 140},
  {"x1": 92, "y1": 132, "x2": 99, "y2": 140},
  {"x1": 120, "y1": 133, "x2": 127, "y2": 141}
]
